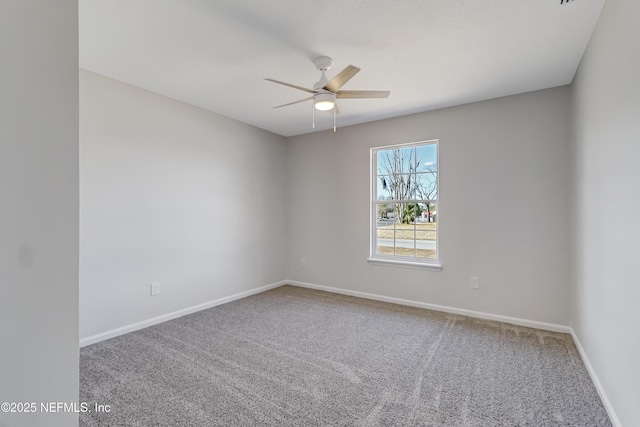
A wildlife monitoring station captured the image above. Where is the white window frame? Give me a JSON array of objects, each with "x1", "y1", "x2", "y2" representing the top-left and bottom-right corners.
[{"x1": 368, "y1": 139, "x2": 441, "y2": 270}]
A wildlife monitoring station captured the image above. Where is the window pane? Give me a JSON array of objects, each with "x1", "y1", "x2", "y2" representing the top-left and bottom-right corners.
[
  {"x1": 377, "y1": 175, "x2": 392, "y2": 200},
  {"x1": 415, "y1": 203, "x2": 429, "y2": 223},
  {"x1": 376, "y1": 230, "x2": 396, "y2": 255},
  {"x1": 415, "y1": 230, "x2": 436, "y2": 259},
  {"x1": 397, "y1": 202, "x2": 421, "y2": 224},
  {"x1": 415, "y1": 203, "x2": 436, "y2": 223},
  {"x1": 377, "y1": 150, "x2": 394, "y2": 176},
  {"x1": 416, "y1": 172, "x2": 437, "y2": 200},
  {"x1": 417, "y1": 144, "x2": 437, "y2": 172},
  {"x1": 376, "y1": 203, "x2": 395, "y2": 224},
  {"x1": 376, "y1": 203, "x2": 398, "y2": 255},
  {"x1": 415, "y1": 203, "x2": 436, "y2": 258},
  {"x1": 397, "y1": 147, "x2": 415, "y2": 174}
]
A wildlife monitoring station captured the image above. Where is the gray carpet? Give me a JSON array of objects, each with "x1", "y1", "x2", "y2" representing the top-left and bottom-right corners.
[{"x1": 80, "y1": 285, "x2": 611, "y2": 426}]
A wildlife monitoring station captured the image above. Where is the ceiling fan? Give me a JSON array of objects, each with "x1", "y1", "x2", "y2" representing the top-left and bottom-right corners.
[{"x1": 265, "y1": 56, "x2": 390, "y2": 131}]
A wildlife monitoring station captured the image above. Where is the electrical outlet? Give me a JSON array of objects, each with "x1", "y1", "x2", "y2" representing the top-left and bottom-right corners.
[
  {"x1": 150, "y1": 282, "x2": 160, "y2": 296},
  {"x1": 470, "y1": 277, "x2": 479, "y2": 289},
  {"x1": 301, "y1": 257, "x2": 307, "y2": 267}
]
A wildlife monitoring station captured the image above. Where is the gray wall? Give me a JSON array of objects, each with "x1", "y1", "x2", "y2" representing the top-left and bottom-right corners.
[
  {"x1": 79, "y1": 70, "x2": 287, "y2": 340},
  {"x1": 571, "y1": 0, "x2": 640, "y2": 424},
  {"x1": 286, "y1": 87, "x2": 573, "y2": 326},
  {"x1": 0, "y1": 1, "x2": 79, "y2": 426}
]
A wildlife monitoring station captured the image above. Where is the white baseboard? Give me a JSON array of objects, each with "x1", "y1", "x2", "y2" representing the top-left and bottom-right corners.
[
  {"x1": 285, "y1": 280, "x2": 571, "y2": 333},
  {"x1": 79, "y1": 280, "x2": 287, "y2": 347},
  {"x1": 569, "y1": 329, "x2": 622, "y2": 427}
]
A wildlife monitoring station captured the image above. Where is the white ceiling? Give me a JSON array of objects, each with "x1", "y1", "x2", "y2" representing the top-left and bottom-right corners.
[{"x1": 79, "y1": 0, "x2": 604, "y2": 137}]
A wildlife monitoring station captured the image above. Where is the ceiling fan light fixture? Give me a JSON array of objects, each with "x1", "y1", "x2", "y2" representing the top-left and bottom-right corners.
[{"x1": 314, "y1": 93, "x2": 335, "y2": 111}]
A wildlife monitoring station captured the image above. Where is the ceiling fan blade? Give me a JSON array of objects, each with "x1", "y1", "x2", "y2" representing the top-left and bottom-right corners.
[
  {"x1": 273, "y1": 97, "x2": 313, "y2": 108},
  {"x1": 265, "y1": 78, "x2": 316, "y2": 94},
  {"x1": 336, "y1": 90, "x2": 390, "y2": 99},
  {"x1": 323, "y1": 65, "x2": 360, "y2": 92}
]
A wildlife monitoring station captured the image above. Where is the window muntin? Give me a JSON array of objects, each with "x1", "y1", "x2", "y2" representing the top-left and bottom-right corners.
[{"x1": 371, "y1": 140, "x2": 439, "y2": 267}]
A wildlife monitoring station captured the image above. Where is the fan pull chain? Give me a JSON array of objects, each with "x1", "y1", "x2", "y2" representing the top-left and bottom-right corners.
[
  {"x1": 312, "y1": 102, "x2": 315, "y2": 129},
  {"x1": 333, "y1": 106, "x2": 336, "y2": 132}
]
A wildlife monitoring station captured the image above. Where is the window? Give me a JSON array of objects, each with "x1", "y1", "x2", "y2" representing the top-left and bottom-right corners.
[{"x1": 369, "y1": 140, "x2": 440, "y2": 269}]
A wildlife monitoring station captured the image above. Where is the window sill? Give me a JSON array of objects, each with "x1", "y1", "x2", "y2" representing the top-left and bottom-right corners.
[{"x1": 367, "y1": 257, "x2": 442, "y2": 271}]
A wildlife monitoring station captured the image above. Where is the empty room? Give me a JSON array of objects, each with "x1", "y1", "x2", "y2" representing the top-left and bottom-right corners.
[{"x1": 2, "y1": 0, "x2": 639, "y2": 426}]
